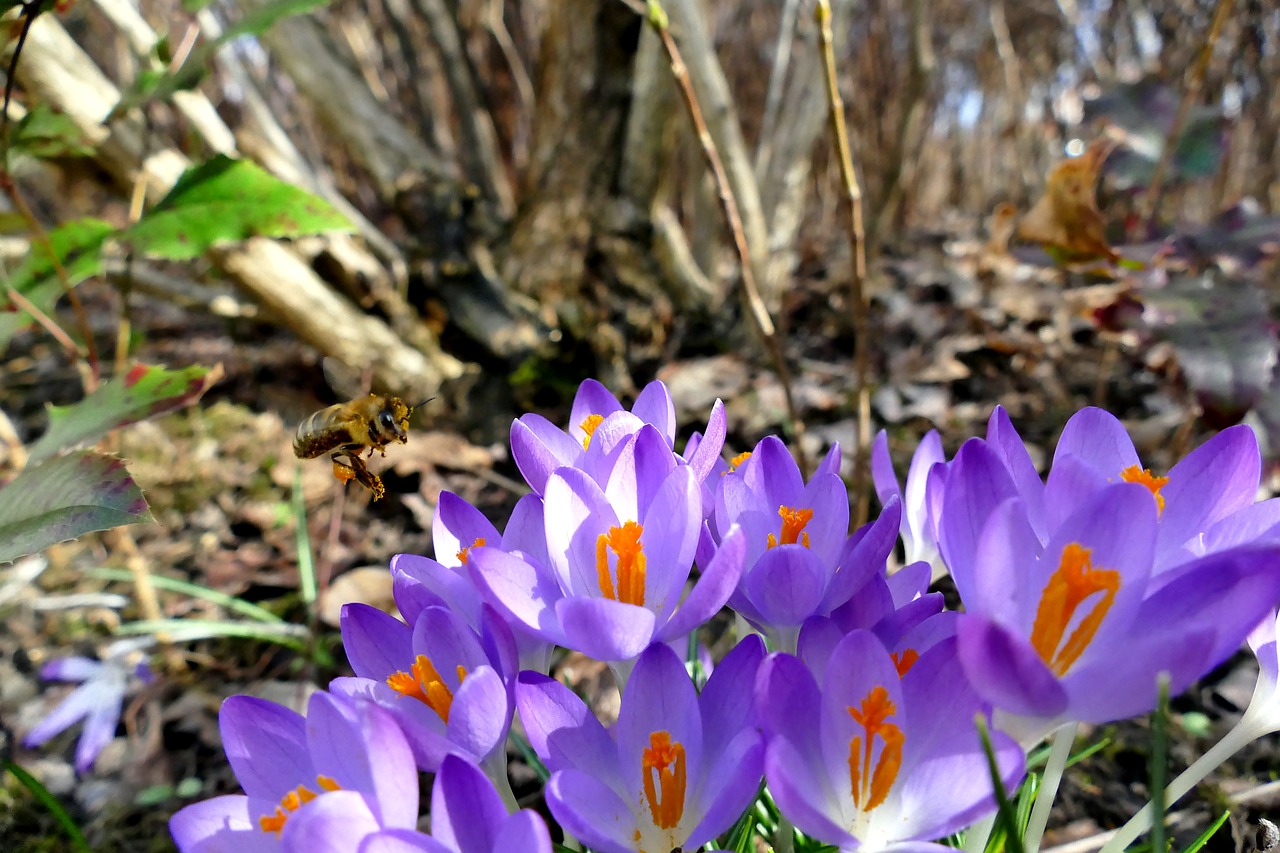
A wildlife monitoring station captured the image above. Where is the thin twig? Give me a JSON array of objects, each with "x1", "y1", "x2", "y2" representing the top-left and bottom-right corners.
[
  {"x1": 626, "y1": 0, "x2": 806, "y2": 464},
  {"x1": 816, "y1": 0, "x2": 872, "y2": 525},
  {"x1": 1138, "y1": 0, "x2": 1233, "y2": 235},
  {"x1": 5, "y1": 285, "x2": 79, "y2": 356}
]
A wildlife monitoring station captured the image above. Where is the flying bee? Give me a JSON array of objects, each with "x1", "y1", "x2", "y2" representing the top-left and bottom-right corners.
[{"x1": 293, "y1": 361, "x2": 432, "y2": 500}]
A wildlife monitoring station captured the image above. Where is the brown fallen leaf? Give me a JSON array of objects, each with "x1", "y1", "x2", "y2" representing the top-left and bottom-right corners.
[{"x1": 1017, "y1": 139, "x2": 1119, "y2": 265}]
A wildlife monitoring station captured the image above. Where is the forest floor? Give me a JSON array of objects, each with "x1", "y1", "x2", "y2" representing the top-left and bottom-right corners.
[{"x1": 1, "y1": 223, "x2": 1278, "y2": 852}]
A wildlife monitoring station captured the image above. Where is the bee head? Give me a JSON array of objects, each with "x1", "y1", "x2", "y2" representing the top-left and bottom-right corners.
[{"x1": 374, "y1": 399, "x2": 412, "y2": 444}]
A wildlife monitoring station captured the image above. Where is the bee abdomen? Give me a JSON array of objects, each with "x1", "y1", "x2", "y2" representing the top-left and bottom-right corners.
[{"x1": 293, "y1": 407, "x2": 356, "y2": 459}]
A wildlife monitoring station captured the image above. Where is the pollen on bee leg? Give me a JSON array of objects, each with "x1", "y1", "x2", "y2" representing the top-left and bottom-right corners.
[{"x1": 331, "y1": 459, "x2": 358, "y2": 484}]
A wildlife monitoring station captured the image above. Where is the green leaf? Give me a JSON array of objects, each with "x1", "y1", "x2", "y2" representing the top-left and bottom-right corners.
[
  {"x1": 0, "y1": 452, "x2": 152, "y2": 564},
  {"x1": 3, "y1": 759, "x2": 91, "y2": 853},
  {"x1": 9, "y1": 104, "x2": 96, "y2": 159},
  {"x1": 0, "y1": 218, "x2": 113, "y2": 348},
  {"x1": 122, "y1": 156, "x2": 351, "y2": 260},
  {"x1": 27, "y1": 363, "x2": 223, "y2": 465}
]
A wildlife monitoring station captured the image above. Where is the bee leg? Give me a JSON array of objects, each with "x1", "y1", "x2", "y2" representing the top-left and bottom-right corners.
[
  {"x1": 334, "y1": 451, "x2": 386, "y2": 501},
  {"x1": 330, "y1": 454, "x2": 359, "y2": 485}
]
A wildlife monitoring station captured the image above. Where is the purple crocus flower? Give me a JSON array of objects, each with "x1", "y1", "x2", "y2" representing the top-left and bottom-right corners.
[
  {"x1": 510, "y1": 378, "x2": 726, "y2": 497},
  {"x1": 516, "y1": 639, "x2": 765, "y2": 853},
  {"x1": 393, "y1": 491, "x2": 554, "y2": 673},
  {"x1": 708, "y1": 435, "x2": 901, "y2": 651},
  {"x1": 169, "y1": 691, "x2": 418, "y2": 851},
  {"x1": 331, "y1": 603, "x2": 515, "y2": 779},
  {"x1": 939, "y1": 435, "x2": 1280, "y2": 746},
  {"x1": 871, "y1": 429, "x2": 947, "y2": 571},
  {"x1": 277, "y1": 755, "x2": 552, "y2": 853},
  {"x1": 756, "y1": 629, "x2": 1025, "y2": 853},
  {"x1": 470, "y1": 425, "x2": 746, "y2": 668},
  {"x1": 23, "y1": 639, "x2": 153, "y2": 772}
]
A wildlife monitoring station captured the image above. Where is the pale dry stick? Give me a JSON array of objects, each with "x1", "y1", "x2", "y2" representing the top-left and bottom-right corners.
[
  {"x1": 625, "y1": 0, "x2": 807, "y2": 466},
  {"x1": 1137, "y1": 0, "x2": 1234, "y2": 236},
  {"x1": 105, "y1": 528, "x2": 184, "y2": 671},
  {"x1": 815, "y1": 0, "x2": 872, "y2": 526},
  {"x1": 754, "y1": 0, "x2": 802, "y2": 176}
]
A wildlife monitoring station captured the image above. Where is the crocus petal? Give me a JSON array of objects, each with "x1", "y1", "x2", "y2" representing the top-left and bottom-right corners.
[
  {"x1": 510, "y1": 414, "x2": 580, "y2": 494},
  {"x1": 307, "y1": 693, "x2": 419, "y2": 829},
  {"x1": 699, "y1": 634, "x2": 765, "y2": 752},
  {"x1": 1159, "y1": 425, "x2": 1260, "y2": 556},
  {"x1": 616, "y1": 644, "x2": 703, "y2": 785},
  {"x1": 824, "y1": 497, "x2": 901, "y2": 609},
  {"x1": 1052, "y1": 407, "x2": 1139, "y2": 474},
  {"x1": 631, "y1": 380, "x2": 676, "y2": 445},
  {"x1": 75, "y1": 691, "x2": 123, "y2": 771},
  {"x1": 40, "y1": 656, "x2": 102, "y2": 682},
  {"x1": 468, "y1": 547, "x2": 567, "y2": 647},
  {"x1": 430, "y1": 754, "x2": 509, "y2": 852},
  {"x1": 741, "y1": 546, "x2": 827, "y2": 628},
  {"x1": 557, "y1": 597, "x2": 655, "y2": 661},
  {"x1": 755, "y1": 652, "x2": 824, "y2": 761},
  {"x1": 986, "y1": 407, "x2": 1046, "y2": 538},
  {"x1": 956, "y1": 616, "x2": 1066, "y2": 719},
  {"x1": 433, "y1": 491, "x2": 502, "y2": 567},
  {"x1": 23, "y1": 684, "x2": 95, "y2": 747},
  {"x1": 514, "y1": 672, "x2": 617, "y2": 778},
  {"x1": 168, "y1": 795, "x2": 263, "y2": 852},
  {"x1": 871, "y1": 431, "x2": 900, "y2": 505},
  {"x1": 656, "y1": 525, "x2": 746, "y2": 643},
  {"x1": 685, "y1": 727, "x2": 764, "y2": 850},
  {"x1": 342, "y1": 604, "x2": 414, "y2": 680},
  {"x1": 282, "y1": 790, "x2": 382, "y2": 852},
  {"x1": 686, "y1": 400, "x2": 727, "y2": 483},
  {"x1": 764, "y1": 735, "x2": 856, "y2": 850},
  {"x1": 447, "y1": 666, "x2": 511, "y2": 762},
  {"x1": 493, "y1": 811, "x2": 554, "y2": 853},
  {"x1": 361, "y1": 831, "x2": 451, "y2": 853},
  {"x1": 220, "y1": 696, "x2": 311, "y2": 801},
  {"x1": 938, "y1": 440, "x2": 1021, "y2": 593},
  {"x1": 545, "y1": 768, "x2": 636, "y2": 853}
]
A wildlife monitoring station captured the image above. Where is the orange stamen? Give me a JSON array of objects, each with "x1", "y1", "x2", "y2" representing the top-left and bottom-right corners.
[
  {"x1": 580, "y1": 414, "x2": 605, "y2": 450},
  {"x1": 846, "y1": 686, "x2": 903, "y2": 811},
  {"x1": 727, "y1": 451, "x2": 752, "y2": 472},
  {"x1": 596, "y1": 521, "x2": 647, "y2": 606},
  {"x1": 641, "y1": 731, "x2": 687, "y2": 830},
  {"x1": 456, "y1": 536, "x2": 486, "y2": 565},
  {"x1": 890, "y1": 649, "x2": 919, "y2": 677},
  {"x1": 1029, "y1": 543, "x2": 1120, "y2": 677},
  {"x1": 385, "y1": 654, "x2": 462, "y2": 722},
  {"x1": 1120, "y1": 465, "x2": 1169, "y2": 514},
  {"x1": 766, "y1": 506, "x2": 813, "y2": 549},
  {"x1": 258, "y1": 775, "x2": 342, "y2": 835}
]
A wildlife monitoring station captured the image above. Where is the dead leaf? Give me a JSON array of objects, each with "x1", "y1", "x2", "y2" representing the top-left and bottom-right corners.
[
  {"x1": 1017, "y1": 139, "x2": 1119, "y2": 264},
  {"x1": 319, "y1": 566, "x2": 397, "y2": 627}
]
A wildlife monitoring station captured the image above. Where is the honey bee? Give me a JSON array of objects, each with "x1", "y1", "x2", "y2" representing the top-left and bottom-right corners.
[{"x1": 293, "y1": 362, "x2": 431, "y2": 500}]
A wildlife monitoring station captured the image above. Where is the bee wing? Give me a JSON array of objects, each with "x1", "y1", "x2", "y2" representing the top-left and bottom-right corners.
[{"x1": 322, "y1": 357, "x2": 374, "y2": 399}]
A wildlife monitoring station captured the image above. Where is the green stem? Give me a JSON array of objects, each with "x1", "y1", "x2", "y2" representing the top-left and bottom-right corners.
[{"x1": 1025, "y1": 723, "x2": 1078, "y2": 853}]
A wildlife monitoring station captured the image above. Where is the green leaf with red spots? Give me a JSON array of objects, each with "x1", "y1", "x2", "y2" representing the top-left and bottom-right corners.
[
  {"x1": 27, "y1": 363, "x2": 224, "y2": 465},
  {"x1": 0, "y1": 452, "x2": 152, "y2": 564},
  {"x1": 0, "y1": 218, "x2": 112, "y2": 348},
  {"x1": 121, "y1": 156, "x2": 351, "y2": 260}
]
